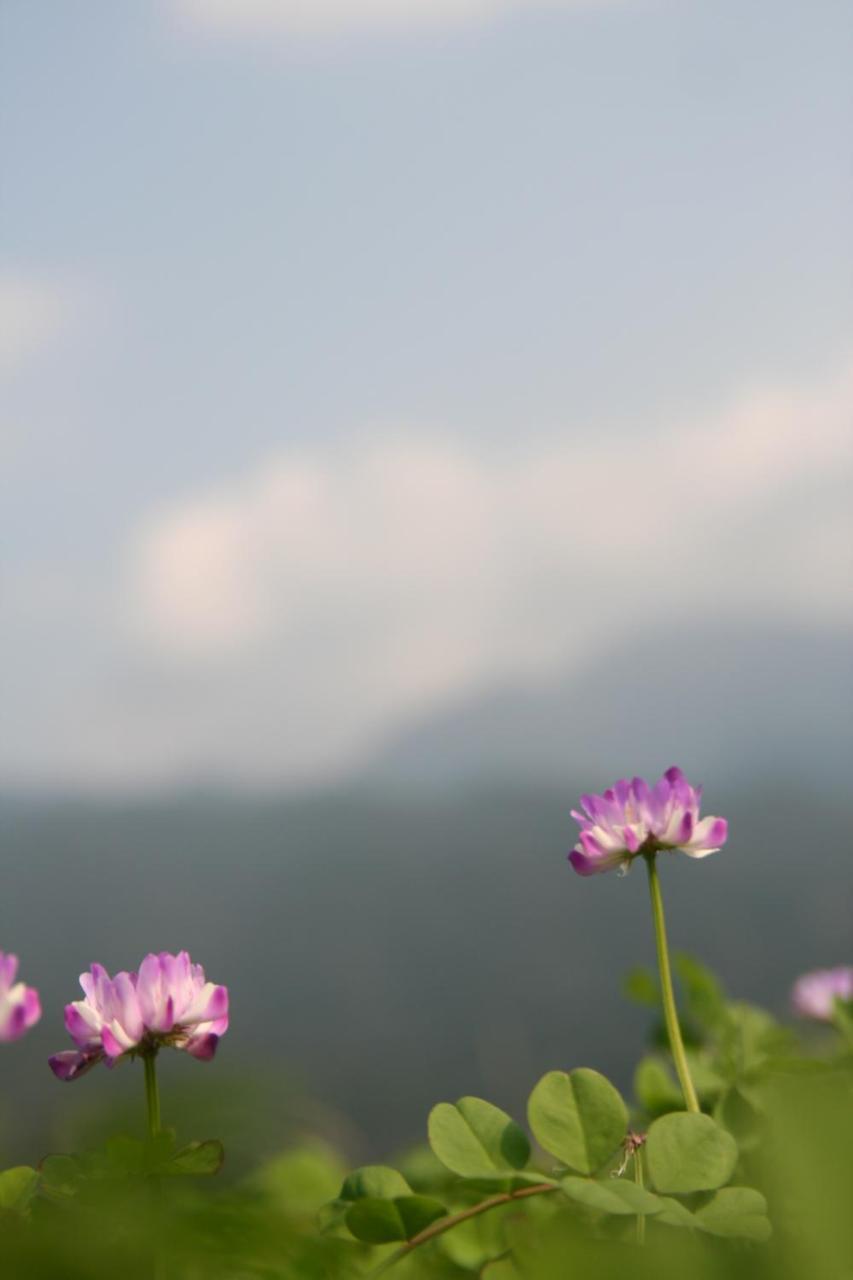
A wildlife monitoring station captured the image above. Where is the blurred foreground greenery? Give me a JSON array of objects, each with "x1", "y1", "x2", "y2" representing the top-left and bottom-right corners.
[{"x1": 1, "y1": 958, "x2": 851, "y2": 1279}]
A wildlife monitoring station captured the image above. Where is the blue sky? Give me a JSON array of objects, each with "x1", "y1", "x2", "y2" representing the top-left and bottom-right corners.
[{"x1": 1, "y1": 0, "x2": 851, "y2": 787}]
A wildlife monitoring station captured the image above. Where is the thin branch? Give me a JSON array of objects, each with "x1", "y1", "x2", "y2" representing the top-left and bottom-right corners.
[{"x1": 368, "y1": 1182, "x2": 558, "y2": 1277}]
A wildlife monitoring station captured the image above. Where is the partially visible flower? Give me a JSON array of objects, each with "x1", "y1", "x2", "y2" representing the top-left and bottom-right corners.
[
  {"x1": 568, "y1": 766, "x2": 728, "y2": 877},
  {"x1": 0, "y1": 952, "x2": 42, "y2": 1043},
  {"x1": 49, "y1": 951, "x2": 228, "y2": 1082},
  {"x1": 791, "y1": 967, "x2": 853, "y2": 1022}
]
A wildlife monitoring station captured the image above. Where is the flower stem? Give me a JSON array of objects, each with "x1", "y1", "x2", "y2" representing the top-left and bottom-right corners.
[
  {"x1": 633, "y1": 1149, "x2": 646, "y2": 1245},
  {"x1": 142, "y1": 1051, "x2": 167, "y2": 1280},
  {"x1": 143, "y1": 1051, "x2": 161, "y2": 1139},
  {"x1": 644, "y1": 853, "x2": 700, "y2": 1113}
]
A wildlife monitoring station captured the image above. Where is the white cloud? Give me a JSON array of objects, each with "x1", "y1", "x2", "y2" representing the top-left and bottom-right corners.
[
  {"x1": 0, "y1": 272, "x2": 78, "y2": 376},
  {"x1": 172, "y1": 0, "x2": 605, "y2": 39},
  {"x1": 120, "y1": 353, "x2": 853, "y2": 783}
]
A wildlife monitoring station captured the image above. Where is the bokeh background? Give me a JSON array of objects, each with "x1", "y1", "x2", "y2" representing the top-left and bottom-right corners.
[{"x1": 1, "y1": 0, "x2": 851, "y2": 1168}]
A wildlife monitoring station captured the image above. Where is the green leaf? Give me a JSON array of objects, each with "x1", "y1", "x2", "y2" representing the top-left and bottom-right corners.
[
  {"x1": 102, "y1": 1132, "x2": 176, "y2": 1177},
  {"x1": 483, "y1": 1262, "x2": 519, "y2": 1280},
  {"x1": 634, "y1": 1058, "x2": 684, "y2": 1116},
  {"x1": 39, "y1": 1154, "x2": 85, "y2": 1201},
  {"x1": 439, "y1": 1205, "x2": 511, "y2": 1269},
  {"x1": 714, "y1": 1086, "x2": 764, "y2": 1151},
  {"x1": 623, "y1": 967, "x2": 660, "y2": 1008},
  {"x1": 718, "y1": 1003, "x2": 792, "y2": 1080},
  {"x1": 345, "y1": 1195, "x2": 446, "y2": 1243},
  {"x1": 560, "y1": 1176, "x2": 662, "y2": 1216},
  {"x1": 695, "y1": 1187, "x2": 772, "y2": 1241},
  {"x1": 674, "y1": 954, "x2": 727, "y2": 1030},
  {"x1": 655, "y1": 1196, "x2": 698, "y2": 1229},
  {"x1": 684, "y1": 1052, "x2": 726, "y2": 1100},
  {"x1": 322, "y1": 1165, "x2": 415, "y2": 1238},
  {"x1": 166, "y1": 1140, "x2": 224, "y2": 1176},
  {"x1": 645, "y1": 1112, "x2": 738, "y2": 1194},
  {"x1": 395, "y1": 1195, "x2": 448, "y2": 1240},
  {"x1": 103, "y1": 1135, "x2": 150, "y2": 1176},
  {"x1": 527, "y1": 1069, "x2": 627, "y2": 1175},
  {"x1": 428, "y1": 1097, "x2": 530, "y2": 1179},
  {"x1": 345, "y1": 1198, "x2": 405, "y2": 1243},
  {"x1": 340, "y1": 1165, "x2": 413, "y2": 1201},
  {"x1": 0, "y1": 1166, "x2": 38, "y2": 1213},
  {"x1": 256, "y1": 1142, "x2": 346, "y2": 1217}
]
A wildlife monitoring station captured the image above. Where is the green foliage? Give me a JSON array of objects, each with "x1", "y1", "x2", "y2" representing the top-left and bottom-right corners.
[
  {"x1": 340, "y1": 1164, "x2": 413, "y2": 1201},
  {"x1": 3, "y1": 1024, "x2": 850, "y2": 1277},
  {"x1": 38, "y1": 1131, "x2": 223, "y2": 1197},
  {"x1": 428, "y1": 1097, "x2": 531, "y2": 1179},
  {"x1": 623, "y1": 967, "x2": 660, "y2": 1008},
  {"x1": 673, "y1": 953, "x2": 728, "y2": 1031},
  {"x1": 559, "y1": 1176, "x2": 661, "y2": 1216},
  {"x1": 437, "y1": 1201, "x2": 517, "y2": 1270},
  {"x1": 527, "y1": 1069, "x2": 628, "y2": 1175},
  {"x1": 345, "y1": 1194, "x2": 447, "y2": 1243},
  {"x1": 251, "y1": 1141, "x2": 347, "y2": 1216},
  {"x1": 634, "y1": 1056, "x2": 684, "y2": 1115},
  {"x1": 0, "y1": 1167, "x2": 38, "y2": 1215},
  {"x1": 321, "y1": 1163, "x2": 420, "y2": 1236},
  {"x1": 694, "y1": 1187, "x2": 771, "y2": 1241},
  {"x1": 645, "y1": 1112, "x2": 738, "y2": 1194},
  {"x1": 166, "y1": 1139, "x2": 225, "y2": 1176}
]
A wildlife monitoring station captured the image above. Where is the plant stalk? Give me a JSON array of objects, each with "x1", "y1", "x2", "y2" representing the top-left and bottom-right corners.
[
  {"x1": 143, "y1": 1050, "x2": 162, "y2": 1139},
  {"x1": 644, "y1": 853, "x2": 700, "y2": 1113},
  {"x1": 633, "y1": 1149, "x2": 646, "y2": 1245}
]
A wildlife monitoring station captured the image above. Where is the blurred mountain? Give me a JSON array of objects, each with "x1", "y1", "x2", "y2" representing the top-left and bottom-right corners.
[{"x1": 367, "y1": 623, "x2": 853, "y2": 789}]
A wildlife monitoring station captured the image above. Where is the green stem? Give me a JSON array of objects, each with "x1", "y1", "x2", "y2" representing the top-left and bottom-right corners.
[
  {"x1": 644, "y1": 853, "x2": 700, "y2": 1113},
  {"x1": 633, "y1": 1149, "x2": 646, "y2": 1245},
  {"x1": 142, "y1": 1051, "x2": 167, "y2": 1280},
  {"x1": 143, "y1": 1051, "x2": 161, "y2": 1139},
  {"x1": 369, "y1": 1183, "x2": 557, "y2": 1278}
]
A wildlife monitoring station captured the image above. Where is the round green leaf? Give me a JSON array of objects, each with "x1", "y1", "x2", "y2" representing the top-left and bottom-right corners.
[
  {"x1": 655, "y1": 1196, "x2": 698, "y2": 1229},
  {"x1": 346, "y1": 1198, "x2": 406, "y2": 1243},
  {"x1": 634, "y1": 1058, "x2": 683, "y2": 1116},
  {"x1": 0, "y1": 1166, "x2": 38, "y2": 1213},
  {"x1": 395, "y1": 1195, "x2": 448, "y2": 1240},
  {"x1": 346, "y1": 1195, "x2": 446, "y2": 1243},
  {"x1": 645, "y1": 1112, "x2": 738, "y2": 1194},
  {"x1": 560, "y1": 1176, "x2": 662, "y2": 1216},
  {"x1": 428, "y1": 1097, "x2": 530, "y2": 1179},
  {"x1": 527, "y1": 1069, "x2": 628, "y2": 1175},
  {"x1": 340, "y1": 1165, "x2": 412, "y2": 1201},
  {"x1": 695, "y1": 1187, "x2": 771, "y2": 1241}
]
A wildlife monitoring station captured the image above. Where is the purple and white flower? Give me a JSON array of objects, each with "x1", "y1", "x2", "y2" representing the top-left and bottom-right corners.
[
  {"x1": 0, "y1": 952, "x2": 41, "y2": 1043},
  {"x1": 49, "y1": 950, "x2": 228, "y2": 1082},
  {"x1": 568, "y1": 766, "x2": 728, "y2": 877},
  {"x1": 791, "y1": 966, "x2": 853, "y2": 1022}
]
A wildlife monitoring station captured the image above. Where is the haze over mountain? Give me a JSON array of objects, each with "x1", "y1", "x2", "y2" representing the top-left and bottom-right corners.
[{"x1": 368, "y1": 622, "x2": 853, "y2": 790}]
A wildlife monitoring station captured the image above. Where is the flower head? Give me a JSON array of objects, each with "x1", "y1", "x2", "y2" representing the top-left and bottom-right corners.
[
  {"x1": 49, "y1": 951, "x2": 228, "y2": 1082},
  {"x1": 0, "y1": 952, "x2": 41, "y2": 1043},
  {"x1": 568, "y1": 766, "x2": 728, "y2": 877},
  {"x1": 791, "y1": 966, "x2": 853, "y2": 1022}
]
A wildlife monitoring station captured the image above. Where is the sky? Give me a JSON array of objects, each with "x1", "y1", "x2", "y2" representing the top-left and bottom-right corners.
[{"x1": 1, "y1": 0, "x2": 852, "y2": 789}]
